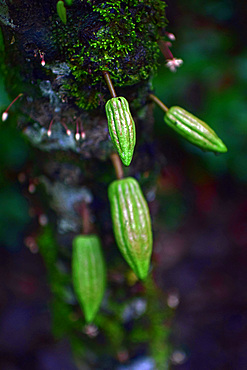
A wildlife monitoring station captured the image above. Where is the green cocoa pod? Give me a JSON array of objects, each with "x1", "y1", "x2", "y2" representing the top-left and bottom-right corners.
[
  {"x1": 105, "y1": 97, "x2": 136, "y2": 166},
  {"x1": 108, "y1": 177, "x2": 153, "y2": 280},
  {"x1": 72, "y1": 234, "x2": 106, "y2": 323},
  {"x1": 57, "y1": 1, "x2": 67, "y2": 24},
  {"x1": 164, "y1": 106, "x2": 227, "y2": 153}
]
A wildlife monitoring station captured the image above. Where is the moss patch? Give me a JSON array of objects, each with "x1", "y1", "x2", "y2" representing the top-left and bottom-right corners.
[{"x1": 52, "y1": 0, "x2": 167, "y2": 110}]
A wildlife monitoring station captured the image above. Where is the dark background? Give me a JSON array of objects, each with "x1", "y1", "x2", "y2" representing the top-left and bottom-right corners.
[{"x1": 1, "y1": 0, "x2": 247, "y2": 369}]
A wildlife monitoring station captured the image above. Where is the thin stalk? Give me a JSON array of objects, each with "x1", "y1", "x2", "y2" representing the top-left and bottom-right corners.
[
  {"x1": 102, "y1": 71, "x2": 117, "y2": 98},
  {"x1": 110, "y1": 153, "x2": 124, "y2": 179},
  {"x1": 5, "y1": 93, "x2": 23, "y2": 112},
  {"x1": 81, "y1": 201, "x2": 91, "y2": 235},
  {"x1": 158, "y1": 40, "x2": 174, "y2": 60},
  {"x1": 149, "y1": 94, "x2": 169, "y2": 113},
  {"x1": 2, "y1": 93, "x2": 23, "y2": 121}
]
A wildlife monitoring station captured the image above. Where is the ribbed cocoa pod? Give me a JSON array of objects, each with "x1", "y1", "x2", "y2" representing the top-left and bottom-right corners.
[
  {"x1": 164, "y1": 106, "x2": 227, "y2": 153},
  {"x1": 108, "y1": 177, "x2": 153, "y2": 280},
  {"x1": 105, "y1": 97, "x2": 136, "y2": 166},
  {"x1": 72, "y1": 234, "x2": 106, "y2": 323}
]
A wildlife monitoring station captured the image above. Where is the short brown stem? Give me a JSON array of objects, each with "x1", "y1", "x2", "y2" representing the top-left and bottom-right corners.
[
  {"x1": 102, "y1": 71, "x2": 117, "y2": 98},
  {"x1": 110, "y1": 153, "x2": 124, "y2": 179},
  {"x1": 149, "y1": 94, "x2": 169, "y2": 113},
  {"x1": 81, "y1": 201, "x2": 91, "y2": 235}
]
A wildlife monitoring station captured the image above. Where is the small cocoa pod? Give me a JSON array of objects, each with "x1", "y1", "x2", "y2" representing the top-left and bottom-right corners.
[
  {"x1": 108, "y1": 177, "x2": 153, "y2": 280},
  {"x1": 57, "y1": 0, "x2": 67, "y2": 24},
  {"x1": 105, "y1": 97, "x2": 136, "y2": 166},
  {"x1": 72, "y1": 234, "x2": 106, "y2": 323},
  {"x1": 164, "y1": 106, "x2": 227, "y2": 153}
]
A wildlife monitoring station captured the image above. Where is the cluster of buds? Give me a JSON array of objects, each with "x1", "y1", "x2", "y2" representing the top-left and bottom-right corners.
[
  {"x1": 46, "y1": 117, "x2": 86, "y2": 141},
  {"x1": 158, "y1": 32, "x2": 183, "y2": 72},
  {"x1": 166, "y1": 58, "x2": 183, "y2": 72},
  {"x1": 47, "y1": 118, "x2": 71, "y2": 137}
]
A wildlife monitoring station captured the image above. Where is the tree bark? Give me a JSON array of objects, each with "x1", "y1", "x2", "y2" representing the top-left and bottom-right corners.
[{"x1": 0, "y1": 0, "x2": 170, "y2": 366}]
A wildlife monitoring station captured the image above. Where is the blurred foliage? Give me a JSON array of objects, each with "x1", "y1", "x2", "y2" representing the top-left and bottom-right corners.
[{"x1": 0, "y1": 28, "x2": 30, "y2": 249}]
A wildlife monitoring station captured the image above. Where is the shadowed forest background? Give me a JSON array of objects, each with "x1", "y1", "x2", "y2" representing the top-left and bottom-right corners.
[{"x1": 0, "y1": 0, "x2": 247, "y2": 369}]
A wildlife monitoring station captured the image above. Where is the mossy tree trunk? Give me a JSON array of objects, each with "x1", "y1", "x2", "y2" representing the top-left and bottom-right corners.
[
  {"x1": 1, "y1": 0, "x2": 166, "y2": 234},
  {"x1": 0, "y1": 0, "x2": 171, "y2": 367}
]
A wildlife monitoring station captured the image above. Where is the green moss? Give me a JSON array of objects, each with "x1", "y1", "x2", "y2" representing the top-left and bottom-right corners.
[{"x1": 53, "y1": 0, "x2": 167, "y2": 110}]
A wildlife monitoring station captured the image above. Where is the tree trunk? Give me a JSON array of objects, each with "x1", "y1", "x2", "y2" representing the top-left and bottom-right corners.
[{"x1": 0, "y1": 0, "x2": 171, "y2": 367}]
